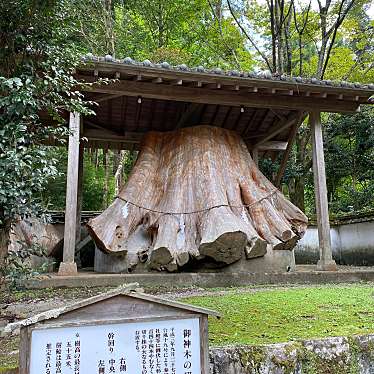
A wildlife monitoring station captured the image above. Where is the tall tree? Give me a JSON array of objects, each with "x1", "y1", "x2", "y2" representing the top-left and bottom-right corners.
[
  {"x1": 226, "y1": 0, "x2": 373, "y2": 211},
  {"x1": 0, "y1": 0, "x2": 92, "y2": 260},
  {"x1": 324, "y1": 107, "x2": 374, "y2": 213}
]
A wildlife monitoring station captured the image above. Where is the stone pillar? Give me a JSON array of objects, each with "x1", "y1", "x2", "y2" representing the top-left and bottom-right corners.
[
  {"x1": 310, "y1": 111, "x2": 337, "y2": 271},
  {"x1": 58, "y1": 112, "x2": 81, "y2": 275}
]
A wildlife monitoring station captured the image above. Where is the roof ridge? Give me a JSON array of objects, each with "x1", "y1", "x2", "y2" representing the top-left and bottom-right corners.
[{"x1": 81, "y1": 53, "x2": 374, "y2": 90}]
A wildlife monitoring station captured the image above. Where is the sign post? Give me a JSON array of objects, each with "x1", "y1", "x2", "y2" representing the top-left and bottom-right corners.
[{"x1": 16, "y1": 284, "x2": 220, "y2": 374}]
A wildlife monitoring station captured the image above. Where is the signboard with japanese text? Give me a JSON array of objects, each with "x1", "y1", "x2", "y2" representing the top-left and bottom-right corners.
[
  {"x1": 18, "y1": 287, "x2": 219, "y2": 374},
  {"x1": 29, "y1": 318, "x2": 200, "y2": 374}
]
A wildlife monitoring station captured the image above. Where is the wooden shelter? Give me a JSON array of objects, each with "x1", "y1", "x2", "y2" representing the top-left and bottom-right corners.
[
  {"x1": 13, "y1": 283, "x2": 219, "y2": 374},
  {"x1": 57, "y1": 54, "x2": 374, "y2": 275}
]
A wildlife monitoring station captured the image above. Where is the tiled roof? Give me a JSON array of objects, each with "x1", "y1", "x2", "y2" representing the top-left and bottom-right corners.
[{"x1": 82, "y1": 53, "x2": 374, "y2": 91}]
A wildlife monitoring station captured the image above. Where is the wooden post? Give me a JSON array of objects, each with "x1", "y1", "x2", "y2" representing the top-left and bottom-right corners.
[
  {"x1": 310, "y1": 111, "x2": 337, "y2": 271},
  {"x1": 74, "y1": 140, "x2": 84, "y2": 267},
  {"x1": 58, "y1": 112, "x2": 81, "y2": 275},
  {"x1": 76, "y1": 142, "x2": 84, "y2": 244}
]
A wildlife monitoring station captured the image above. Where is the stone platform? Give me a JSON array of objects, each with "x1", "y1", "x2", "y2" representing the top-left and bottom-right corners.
[
  {"x1": 211, "y1": 334, "x2": 374, "y2": 373},
  {"x1": 24, "y1": 265, "x2": 374, "y2": 289}
]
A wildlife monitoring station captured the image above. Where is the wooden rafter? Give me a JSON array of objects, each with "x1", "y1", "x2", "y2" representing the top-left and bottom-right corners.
[
  {"x1": 175, "y1": 103, "x2": 204, "y2": 129},
  {"x1": 91, "y1": 93, "x2": 125, "y2": 103},
  {"x1": 148, "y1": 99, "x2": 156, "y2": 131},
  {"x1": 241, "y1": 109, "x2": 257, "y2": 136},
  {"x1": 221, "y1": 106, "x2": 232, "y2": 128},
  {"x1": 258, "y1": 141, "x2": 288, "y2": 151},
  {"x1": 230, "y1": 107, "x2": 243, "y2": 130},
  {"x1": 209, "y1": 105, "x2": 220, "y2": 126},
  {"x1": 80, "y1": 77, "x2": 361, "y2": 113},
  {"x1": 253, "y1": 111, "x2": 304, "y2": 146},
  {"x1": 120, "y1": 96, "x2": 126, "y2": 135}
]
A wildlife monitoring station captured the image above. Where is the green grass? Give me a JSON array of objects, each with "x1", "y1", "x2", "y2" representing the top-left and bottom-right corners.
[
  {"x1": 181, "y1": 284, "x2": 374, "y2": 346},
  {"x1": 0, "y1": 335, "x2": 19, "y2": 371}
]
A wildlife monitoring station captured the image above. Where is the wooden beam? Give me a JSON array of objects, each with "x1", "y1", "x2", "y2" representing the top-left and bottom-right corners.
[
  {"x1": 81, "y1": 78, "x2": 360, "y2": 113},
  {"x1": 253, "y1": 111, "x2": 303, "y2": 146},
  {"x1": 78, "y1": 63, "x2": 373, "y2": 99},
  {"x1": 84, "y1": 120, "x2": 125, "y2": 137},
  {"x1": 90, "y1": 93, "x2": 124, "y2": 103},
  {"x1": 191, "y1": 81, "x2": 203, "y2": 88},
  {"x1": 58, "y1": 112, "x2": 80, "y2": 275},
  {"x1": 84, "y1": 140, "x2": 139, "y2": 151},
  {"x1": 209, "y1": 105, "x2": 220, "y2": 125},
  {"x1": 206, "y1": 83, "x2": 221, "y2": 89},
  {"x1": 83, "y1": 128, "x2": 144, "y2": 143},
  {"x1": 241, "y1": 109, "x2": 257, "y2": 136},
  {"x1": 148, "y1": 99, "x2": 156, "y2": 130},
  {"x1": 221, "y1": 106, "x2": 232, "y2": 128},
  {"x1": 171, "y1": 79, "x2": 183, "y2": 86},
  {"x1": 175, "y1": 103, "x2": 204, "y2": 129},
  {"x1": 274, "y1": 123, "x2": 300, "y2": 187},
  {"x1": 229, "y1": 107, "x2": 243, "y2": 130},
  {"x1": 257, "y1": 141, "x2": 288, "y2": 151},
  {"x1": 270, "y1": 109, "x2": 287, "y2": 122},
  {"x1": 120, "y1": 95, "x2": 127, "y2": 134},
  {"x1": 310, "y1": 111, "x2": 337, "y2": 271}
]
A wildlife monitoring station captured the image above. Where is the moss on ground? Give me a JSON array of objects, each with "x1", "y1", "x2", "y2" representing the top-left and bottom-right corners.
[
  {"x1": 0, "y1": 286, "x2": 115, "y2": 304},
  {"x1": 181, "y1": 284, "x2": 374, "y2": 346},
  {"x1": 0, "y1": 284, "x2": 204, "y2": 304},
  {"x1": 0, "y1": 335, "x2": 19, "y2": 371},
  {"x1": 1, "y1": 283, "x2": 374, "y2": 371}
]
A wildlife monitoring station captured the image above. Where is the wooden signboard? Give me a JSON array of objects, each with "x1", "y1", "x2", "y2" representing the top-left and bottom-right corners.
[{"x1": 17, "y1": 284, "x2": 220, "y2": 374}]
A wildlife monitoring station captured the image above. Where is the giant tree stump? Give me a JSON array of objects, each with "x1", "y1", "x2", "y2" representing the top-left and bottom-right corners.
[{"x1": 87, "y1": 125, "x2": 307, "y2": 272}]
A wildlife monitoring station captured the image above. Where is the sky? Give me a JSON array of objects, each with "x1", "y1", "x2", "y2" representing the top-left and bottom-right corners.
[
  {"x1": 253, "y1": 0, "x2": 374, "y2": 19},
  {"x1": 368, "y1": 3, "x2": 374, "y2": 18}
]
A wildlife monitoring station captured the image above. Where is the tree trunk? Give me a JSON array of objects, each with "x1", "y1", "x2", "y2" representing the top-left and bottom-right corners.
[
  {"x1": 0, "y1": 221, "x2": 10, "y2": 268},
  {"x1": 103, "y1": 148, "x2": 110, "y2": 209},
  {"x1": 87, "y1": 126, "x2": 308, "y2": 272},
  {"x1": 114, "y1": 150, "x2": 125, "y2": 195},
  {"x1": 289, "y1": 176, "x2": 305, "y2": 213}
]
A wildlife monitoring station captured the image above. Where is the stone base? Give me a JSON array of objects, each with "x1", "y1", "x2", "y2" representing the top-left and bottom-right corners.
[
  {"x1": 221, "y1": 247, "x2": 296, "y2": 273},
  {"x1": 58, "y1": 261, "x2": 78, "y2": 276},
  {"x1": 94, "y1": 245, "x2": 296, "y2": 274},
  {"x1": 94, "y1": 247, "x2": 131, "y2": 273},
  {"x1": 317, "y1": 259, "x2": 338, "y2": 271}
]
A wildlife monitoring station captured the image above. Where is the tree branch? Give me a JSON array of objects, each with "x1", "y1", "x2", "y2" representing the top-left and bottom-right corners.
[
  {"x1": 321, "y1": 0, "x2": 356, "y2": 78},
  {"x1": 227, "y1": 0, "x2": 274, "y2": 72}
]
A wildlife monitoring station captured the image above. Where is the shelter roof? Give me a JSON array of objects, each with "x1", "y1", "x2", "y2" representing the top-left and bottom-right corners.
[{"x1": 69, "y1": 55, "x2": 374, "y2": 154}]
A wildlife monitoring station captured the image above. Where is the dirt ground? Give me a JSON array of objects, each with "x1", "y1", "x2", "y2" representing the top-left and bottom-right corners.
[
  {"x1": 0, "y1": 282, "x2": 287, "y2": 370},
  {"x1": 1, "y1": 282, "x2": 373, "y2": 371}
]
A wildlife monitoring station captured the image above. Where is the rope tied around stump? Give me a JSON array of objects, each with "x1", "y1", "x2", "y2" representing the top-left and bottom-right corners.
[{"x1": 115, "y1": 189, "x2": 281, "y2": 216}]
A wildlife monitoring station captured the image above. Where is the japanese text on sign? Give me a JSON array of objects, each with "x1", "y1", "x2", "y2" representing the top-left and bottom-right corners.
[{"x1": 29, "y1": 318, "x2": 200, "y2": 374}]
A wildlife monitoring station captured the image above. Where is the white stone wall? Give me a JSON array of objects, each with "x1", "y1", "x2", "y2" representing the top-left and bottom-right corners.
[{"x1": 295, "y1": 220, "x2": 374, "y2": 265}]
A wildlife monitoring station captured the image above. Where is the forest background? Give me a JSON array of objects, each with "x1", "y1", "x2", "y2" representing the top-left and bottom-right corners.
[{"x1": 1, "y1": 0, "x2": 374, "y2": 230}]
